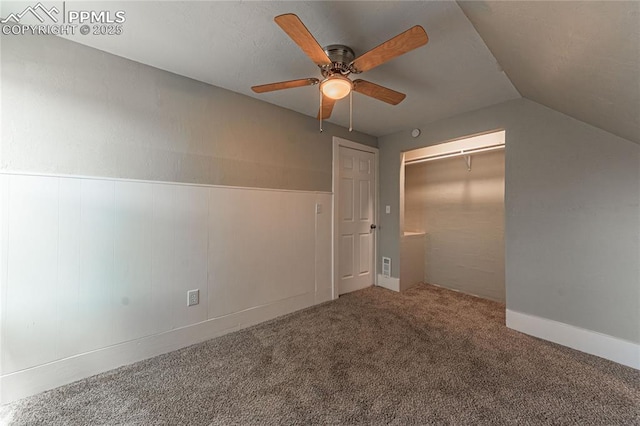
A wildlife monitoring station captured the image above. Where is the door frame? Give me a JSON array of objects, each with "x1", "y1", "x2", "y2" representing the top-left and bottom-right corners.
[{"x1": 332, "y1": 137, "x2": 379, "y2": 299}]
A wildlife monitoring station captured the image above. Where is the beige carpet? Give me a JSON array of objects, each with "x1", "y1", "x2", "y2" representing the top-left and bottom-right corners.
[{"x1": 2, "y1": 284, "x2": 639, "y2": 425}]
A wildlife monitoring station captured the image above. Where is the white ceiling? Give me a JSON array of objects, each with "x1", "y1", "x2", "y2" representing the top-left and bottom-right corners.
[
  {"x1": 459, "y1": 1, "x2": 640, "y2": 144},
  {"x1": 0, "y1": 1, "x2": 520, "y2": 137},
  {"x1": 2, "y1": 1, "x2": 637, "y2": 143}
]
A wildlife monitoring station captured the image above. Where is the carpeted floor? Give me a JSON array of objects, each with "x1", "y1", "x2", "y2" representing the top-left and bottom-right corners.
[{"x1": 2, "y1": 284, "x2": 639, "y2": 425}]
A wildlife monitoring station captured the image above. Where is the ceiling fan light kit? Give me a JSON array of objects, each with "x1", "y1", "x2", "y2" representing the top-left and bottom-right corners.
[
  {"x1": 320, "y1": 75, "x2": 353, "y2": 100},
  {"x1": 251, "y1": 13, "x2": 429, "y2": 131}
]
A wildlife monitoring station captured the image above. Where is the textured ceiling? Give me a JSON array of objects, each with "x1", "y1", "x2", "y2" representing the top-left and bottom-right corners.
[
  {"x1": 0, "y1": 1, "x2": 519, "y2": 137},
  {"x1": 458, "y1": 1, "x2": 640, "y2": 144}
]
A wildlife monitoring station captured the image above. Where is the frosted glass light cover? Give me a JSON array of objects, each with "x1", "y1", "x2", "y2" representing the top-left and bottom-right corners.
[{"x1": 320, "y1": 76, "x2": 353, "y2": 100}]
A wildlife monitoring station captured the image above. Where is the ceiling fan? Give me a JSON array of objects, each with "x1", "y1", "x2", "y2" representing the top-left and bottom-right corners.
[{"x1": 251, "y1": 14, "x2": 429, "y2": 127}]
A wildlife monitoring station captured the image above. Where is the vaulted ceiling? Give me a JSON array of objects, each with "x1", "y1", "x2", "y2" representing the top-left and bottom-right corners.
[
  {"x1": 2, "y1": 1, "x2": 638, "y2": 143},
  {"x1": 458, "y1": 1, "x2": 640, "y2": 144}
]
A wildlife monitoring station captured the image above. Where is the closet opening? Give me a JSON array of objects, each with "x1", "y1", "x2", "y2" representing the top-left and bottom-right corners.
[{"x1": 399, "y1": 130, "x2": 505, "y2": 302}]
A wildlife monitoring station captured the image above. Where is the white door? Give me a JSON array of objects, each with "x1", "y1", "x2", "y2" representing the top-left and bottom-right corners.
[{"x1": 338, "y1": 146, "x2": 376, "y2": 295}]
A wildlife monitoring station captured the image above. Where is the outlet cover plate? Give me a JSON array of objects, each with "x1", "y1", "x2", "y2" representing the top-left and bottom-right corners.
[{"x1": 187, "y1": 289, "x2": 199, "y2": 307}]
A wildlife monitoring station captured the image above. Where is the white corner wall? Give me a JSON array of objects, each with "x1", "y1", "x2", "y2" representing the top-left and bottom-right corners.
[{"x1": 0, "y1": 172, "x2": 333, "y2": 403}]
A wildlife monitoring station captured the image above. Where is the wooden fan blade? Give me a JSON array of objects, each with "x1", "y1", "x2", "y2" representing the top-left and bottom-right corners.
[
  {"x1": 351, "y1": 26, "x2": 428, "y2": 73},
  {"x1": 275, "y1": 14, "x2": 332, "y2": 66},
  {"x1": 252, "y1": 78, "x2": 319, "y2": 93},
  {"x1": 353, "y1": 79, "x2": 406, "y2": 105},
  {"x1": 317, "y1": 96, "x2": 336, "y2": 119}
]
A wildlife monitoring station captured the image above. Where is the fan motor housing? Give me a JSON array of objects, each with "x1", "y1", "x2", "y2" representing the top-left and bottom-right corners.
[{"x1": 322, "y1": 44, "x2": 356, "y2": 77}]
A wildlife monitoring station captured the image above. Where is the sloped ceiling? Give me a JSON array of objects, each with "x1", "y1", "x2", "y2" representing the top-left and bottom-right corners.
[
  {"x1": 458, "y1": 1, "x2": 640, "y2": 144},
  {"x1": 0, "y1": 1, "x2": 520, "y2": 137},
  {"x1": 2, "y1": 2, "x2": 637, "y2": 142}
]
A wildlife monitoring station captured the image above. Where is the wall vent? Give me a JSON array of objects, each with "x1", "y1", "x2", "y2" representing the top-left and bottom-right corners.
[{"x1": 382, "y1": 257, "x2": 391, "y2": 278}]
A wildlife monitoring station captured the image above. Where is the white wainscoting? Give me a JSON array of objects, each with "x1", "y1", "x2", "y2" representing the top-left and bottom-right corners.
[{"x1": 0, "y1": 173, "x2": 333, "y2": 403}]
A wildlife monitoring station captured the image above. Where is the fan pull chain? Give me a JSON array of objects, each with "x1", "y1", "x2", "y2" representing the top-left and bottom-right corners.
[
  {"x1": 349, "y1": 91, "x2": 353, "y2": 132},
  {"x1": 319, "y1": 91, "x2": 323, "y2": 133}
]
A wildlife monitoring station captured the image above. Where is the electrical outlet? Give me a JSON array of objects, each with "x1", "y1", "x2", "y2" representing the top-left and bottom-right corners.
[{"x1": 187, "y1": 289, "x2": 199, "y2": 307}]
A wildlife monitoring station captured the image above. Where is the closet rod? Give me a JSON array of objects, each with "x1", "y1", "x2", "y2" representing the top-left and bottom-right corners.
[{"x1": 404, "y1": 144, "x2": 504, "y2": 166}]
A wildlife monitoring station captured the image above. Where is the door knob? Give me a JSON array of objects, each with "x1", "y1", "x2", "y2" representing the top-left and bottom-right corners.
[{"x1": 370, "y1": 224, "x2": 377, "y2": 230}]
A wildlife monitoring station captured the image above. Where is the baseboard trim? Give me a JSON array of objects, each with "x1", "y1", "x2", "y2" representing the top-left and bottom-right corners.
[
  {"x1": 315, "y1": 287, "x2": 333, "y2": 304},
  {"x1": 376, "y1": 274, "x2": 400, "y2": 292},
  {"x1": 1, "y1": 292, "x2": 322, "y2": 404},
  {"x1": 506, "y1": 309, "x2": 640, "y2": 370}
]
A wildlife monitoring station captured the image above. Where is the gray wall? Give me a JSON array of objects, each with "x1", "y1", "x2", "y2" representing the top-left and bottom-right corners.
[
  {"x1": 1, "y1": 33, "x2": 371, "y2": 402},
  {"x1": 1, "y1": 34, "x2": 376, "y2": 191},
  {"x1": 380, "y1": 98, "x2": 639, "y2": 343},
  {"x1": 404, "y1": 150, "x2": 505, "y2": 301}
]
